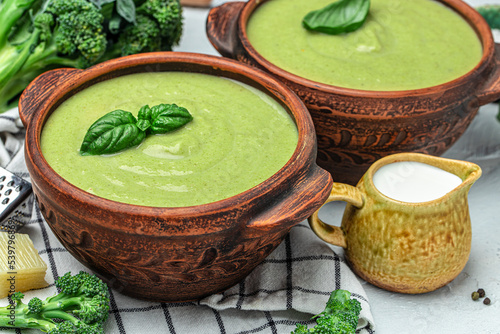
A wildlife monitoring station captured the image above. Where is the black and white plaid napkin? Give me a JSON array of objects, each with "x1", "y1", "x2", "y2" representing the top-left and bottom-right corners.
[{"x1": 0, "y1": 108, "x2": 375, "y2": 334}]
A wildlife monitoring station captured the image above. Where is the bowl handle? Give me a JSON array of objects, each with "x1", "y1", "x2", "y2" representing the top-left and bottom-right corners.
[
  {"x1": 245, "y1": 165, "x2": 333, "y2": 238},
  {"x1": 19, "y1": 68, "x2": 82, "y2": 128},
  {"x1": 307, "y1": 183, "x2": 365, "y2": 248},
  {"x1": 474, "y1": 43, "x2": 500, "y2": 106},
  {"x1": 206, "y1": 1, "x2": 245, "y2": 58}
]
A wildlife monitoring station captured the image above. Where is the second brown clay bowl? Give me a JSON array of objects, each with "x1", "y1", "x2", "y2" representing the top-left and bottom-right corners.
[
  {"x1": 19, "y1": 52, "x2": 333, "y2": 302},
  {"x1": 207, "y1": 0, "x2": 500, "y2": 185}
]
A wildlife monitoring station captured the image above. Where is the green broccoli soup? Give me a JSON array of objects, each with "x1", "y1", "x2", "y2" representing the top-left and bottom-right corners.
[
  {"x1": 41, "y1": 72, "x2": 298, "y2": 207},
  {"x1": 246, "y1": 0, "x2": 483, "y2": 91}
]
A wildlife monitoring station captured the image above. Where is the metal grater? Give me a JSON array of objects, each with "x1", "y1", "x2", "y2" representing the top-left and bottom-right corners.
[{"x1": 0, "y1": 167, "x2": 33, "y2": 232}]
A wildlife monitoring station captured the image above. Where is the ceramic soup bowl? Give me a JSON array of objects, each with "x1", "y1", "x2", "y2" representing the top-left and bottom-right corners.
[
  {"x1": 207, "y1": 0, "x2": 500, "y2": 185},
  {"x1": 19, "y1": 52, "x2": 333, "y2": 302}
]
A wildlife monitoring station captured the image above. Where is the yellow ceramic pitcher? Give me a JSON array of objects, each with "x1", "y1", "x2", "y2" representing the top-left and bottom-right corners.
[{"x1": 309, "y1": 153, "x2": 482, "y2": 294}]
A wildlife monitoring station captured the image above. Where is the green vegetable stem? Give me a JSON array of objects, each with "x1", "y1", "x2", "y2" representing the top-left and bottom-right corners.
[
  {"x1": 291, "y1": 289, "x2": 362, "y2": 333},
  {"x1": 0, "y1": 0, "x2": 183, "y2": 113},
  {"x1": 302, "y1": 0, "x2": 371, "y2": 35},
  {"x1": 80, "y1": 103, "x2": 193, "y2": 156},
  {"x1": 0, "y1": 271, "x2": 110, "y2": 334}
]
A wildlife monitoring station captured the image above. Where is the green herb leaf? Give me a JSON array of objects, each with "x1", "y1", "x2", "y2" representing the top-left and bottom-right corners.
[
  {"x1": 303, "y1": 0, "x2": 371, "y2": 35},
  {"x1": 116, "y1": 0, "x2": 136, "y2": 23},
  {"x1": 88, "y1": 0, "x2": 116, "y2": 9},
  {"x1": 80, "y1": 104, "x2": 193, "y2": 156},
  {"x1": 145, "y1": 104, "x2": 194, "y2": 135},
  {"x1": 80, "y1": 110, "x2": 146, "y2": 156},
  {"x1": 136, "y1": 105, "x2": 152, "y2": 132}
]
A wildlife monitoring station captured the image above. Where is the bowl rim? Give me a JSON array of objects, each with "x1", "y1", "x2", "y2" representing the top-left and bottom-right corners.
[
  {"x1": 24, "y1": 52, "x2": 318, "y2": 225},
  {"x1": 237, "y1": 0, "x2": 494, "y2": 98}
]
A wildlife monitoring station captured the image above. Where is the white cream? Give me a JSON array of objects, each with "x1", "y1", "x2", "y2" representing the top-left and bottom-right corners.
[{"x1": 373, "y1": 161, "x2": 463, "y2": 203}]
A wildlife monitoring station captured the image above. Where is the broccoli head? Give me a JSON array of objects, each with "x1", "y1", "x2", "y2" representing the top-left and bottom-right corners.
[
  {"x1": 110, "y1": 0, "x2": 183, "y2": 57},
  {"x1": 118, "y1": 13, "x2": 162, "y2": 56},
  {"x1": 136, "y1": 0, "x2": 183, "y2": 48},
  {"x1": 0, "y1": 0, "x2": 108, "y2": 112},
  {"x1": 0, "y1": 271, "x2": 110, "y2": 334},
  {"x1": 291, "y1": 289, "x2": 362, "y2": 334},
  {"x1": 44, "y1": 0, "x2": 108, "y2": 66},
  {"x1": 477, "y1": 5, "x2": 500, "y2": 30},
  {"x1": 0, "y1": 0, "x2": 183, "y2": 113}
]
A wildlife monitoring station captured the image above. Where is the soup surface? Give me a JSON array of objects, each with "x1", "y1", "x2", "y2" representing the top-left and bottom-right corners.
[
  {"x1": 41, "y1": 72, "x2": 298, "y2": 207},
  {"x1": 246, "y1": 0, "x2": 482, "y2": 91}
]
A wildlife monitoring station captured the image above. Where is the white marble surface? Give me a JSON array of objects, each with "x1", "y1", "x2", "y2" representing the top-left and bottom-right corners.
[{"x1": 175, "y1": 1, "x2": 500, "y2": 332}]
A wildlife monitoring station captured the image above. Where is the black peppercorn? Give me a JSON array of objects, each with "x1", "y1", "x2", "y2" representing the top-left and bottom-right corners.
[
  {"x1": 477, "y1": 288, "x2": 486, "y2": 298},
  {"x1": 484, "y1": 297, "x2": 491, "y2": 305}
]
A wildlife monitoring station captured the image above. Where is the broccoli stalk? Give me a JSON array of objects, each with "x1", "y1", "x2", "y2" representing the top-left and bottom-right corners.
[
  {"x1": 292, "y1": 289, "x2": 362, "y2": 334},
  {"x1": 0, "y1": 0, "x2": 107, "y2": 112},
  {"x1": 0, "y1": 0, "x2": 183, "y2": 113},
  {"x1": 0, "y1": 271, "x2": 110, "y2": 334}
]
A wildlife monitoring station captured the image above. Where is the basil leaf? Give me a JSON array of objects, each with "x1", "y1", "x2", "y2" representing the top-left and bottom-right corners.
[
  {"x1": 143, "y1": 104, "x2": 193, "y2": 135},
  {"x1": 88, "y1": 0, "x2": 115, "y2": 9},
  {"x1": 81, "y1": 104, "x2": 193, "y2": 156},
  {"x1": 303, "y1": 0, "x2": 370, "y2": 35},
  {"x1": 80, "y1": 110, "x2": 146, "y2": 156},
  {"x1": 136, "y1": 105, "x2": 152, "y2": 132},
  {"x1": 116, "y1": 0, "x2": 136, "y2": 23}
]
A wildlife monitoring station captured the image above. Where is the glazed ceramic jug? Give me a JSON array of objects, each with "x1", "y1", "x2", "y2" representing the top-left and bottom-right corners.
[{"x1": 309, "y1": 153, "x2": 482, "y2": 294}]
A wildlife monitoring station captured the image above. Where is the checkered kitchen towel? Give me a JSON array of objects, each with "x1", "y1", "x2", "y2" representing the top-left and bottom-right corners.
[{"x1": 0, "y1": 108, "x2": 375, "y2": 334}]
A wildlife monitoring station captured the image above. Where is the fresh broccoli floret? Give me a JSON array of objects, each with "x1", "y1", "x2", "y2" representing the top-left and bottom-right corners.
[
  {"x1": 107, "y1": 0, "x2": 183, "y2": 57},
  {"x1": 118, "y1": 13, "x2": 162, "y2": 56},
  {"x1": 291, "y1": 289, "x2": 362, "y2": 334},
  {"x1": 45, "y1": 0, "x2": 108, "y2": 65},
  {"x1": 0, "y1": 271, "x2": 110, "y2": 334},
  {"x1": 0, "y1": 0, "x2": 107, "y2": 111},
  {"x1": 0, "y1": 0, "x2": 183, "y2": 113},
  {"x1": 477, "y1": 5, "x2": 500, "y2": 30},
  {"x1": 28, "y1": 297, "x2": 43, "y2": 314},
  {"x1": 136, "y1": 0, "x2": 183, "y2": 48},
  {"x1": 9, "y1": 291, "x2": 25, "y2": 302}
]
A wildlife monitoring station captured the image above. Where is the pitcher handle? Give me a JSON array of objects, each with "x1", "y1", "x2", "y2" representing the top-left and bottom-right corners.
[
  {"x1": 206, "y1": 1, "x2": 245, "y2": 58},
  {"x1": 19, "y1": 68, "x2": 82, "y2": 127},
  {"x1": 308, "y1": 183, "x2": 364, "y2": 248},
  {"x1": 474, "y1": 43, "x2": 500, "y2": 106}
]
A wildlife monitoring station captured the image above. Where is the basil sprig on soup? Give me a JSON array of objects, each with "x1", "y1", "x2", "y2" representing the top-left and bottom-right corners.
[
  {"x1": 80, "y1": 103, "x2": 193, "y2": 156},
  {"x1": 302, "y1": 0, "x2": 370, "y2": 35}
]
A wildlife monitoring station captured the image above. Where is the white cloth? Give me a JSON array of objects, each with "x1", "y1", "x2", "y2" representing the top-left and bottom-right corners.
[{"x1": 0, "y1": 108, "x2": 375, "y2": 334}]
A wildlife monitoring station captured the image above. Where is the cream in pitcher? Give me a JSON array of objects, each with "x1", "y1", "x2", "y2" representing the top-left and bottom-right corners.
[
  {"x1": 372, "y1": 161, "x2": 463, "y2": 203},
  {"x1": 308, "y1": 153, "x2": 481, "y2": 294}
]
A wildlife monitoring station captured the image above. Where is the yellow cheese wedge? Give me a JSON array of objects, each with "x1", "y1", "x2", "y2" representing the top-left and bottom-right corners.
[{"x1": 0, "y1": 232, "x2": 48, "y2": 299}]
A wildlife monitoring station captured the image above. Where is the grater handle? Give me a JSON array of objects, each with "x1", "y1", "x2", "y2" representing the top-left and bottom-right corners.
[
  {"x1": 19, "y1": 68, "x2": 82, "y2": 127},
  {"x1": 0, "y1": 167, "x2": 33, "y2": 232}
]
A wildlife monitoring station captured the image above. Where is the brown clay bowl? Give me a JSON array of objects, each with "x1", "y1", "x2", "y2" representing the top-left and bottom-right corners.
[
  {"x1": 207, "y1": 0, "x2": 500, "y2": 185},
  {"x1": 19, "y1": 52, "x2": 333, "y2": 302}
]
